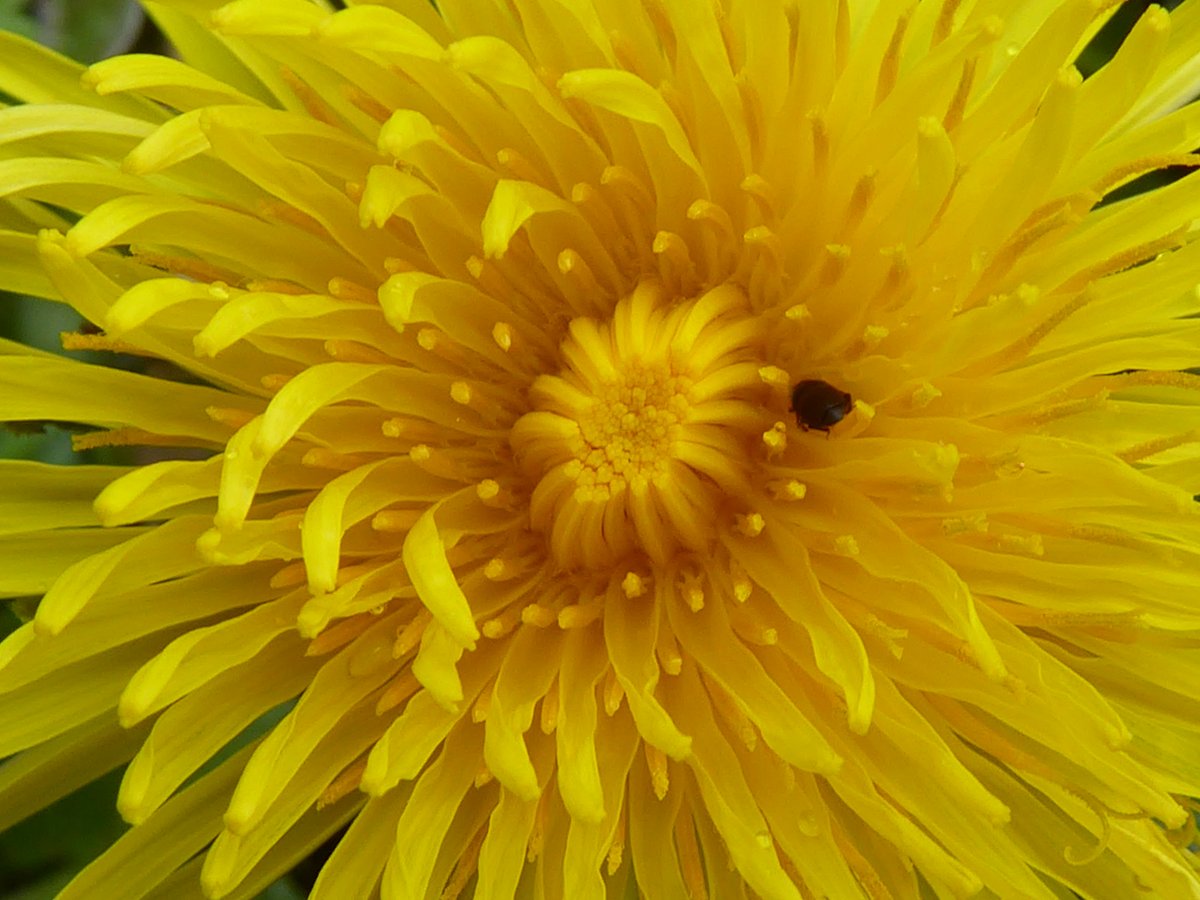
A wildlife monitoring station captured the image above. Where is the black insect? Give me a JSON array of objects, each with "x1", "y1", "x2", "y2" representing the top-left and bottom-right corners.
[{"x1": 791, "y1": 379, "x2": 853, "y2": 433}]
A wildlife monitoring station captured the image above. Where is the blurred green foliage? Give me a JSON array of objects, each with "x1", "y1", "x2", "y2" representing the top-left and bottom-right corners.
[
  {"x1": 38, "y1": 0, "x2": 145, "y2": 64},
  {"x1": 0, "y1": 0, "x2": 146, "y2": 58},
  {"x1": 0, "y1": 0, "x2": 37, "y2": 39}
]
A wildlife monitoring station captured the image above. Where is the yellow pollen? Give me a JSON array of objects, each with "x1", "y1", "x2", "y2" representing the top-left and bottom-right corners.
[
  {"x1": 558, "y1": 249, "x2": 601, "y2": 295},
  {"x1": 758, "y1": 365, "x2": 791, "y2": 388},
  {"x1": 735, "y1": 512, "x2": 765, "y2": 538},
  {"x1": 492, "y1": 322, "x2": 514, "y2": 352},
  {"x1": 482, "y1": 609, "x2": 518, "y2": 639},
  {"x1": 621, "y1": 572, "x2": 646, "y2": 599},
  {"x1": 59, "y1": 331, "x2": 143, "y2": 355},
  {"x1": 768, "y1": 479, "x2": 807, "y2": 501},
  {"x1": 496, "y1": 147, "x2": 543, "y2": 184},
  {"x1": 417, "y1": 328, "x2": 439, "y2": 351},
  {"x1": 540, "y1": 682, "x2": 559, "y2": 733},
  {"x1": 325, "y1": 340, "x2": 390, "y2": 364},
  {"x1": 472, "y1": 682, "x2": 493, "y2": 723},
  {"x1": 911, "y1": 382, "x2": 942, "y2": 408},
  {"x1": 680, "y1": 571, "x2": 706, "y2": 611},
  {"x1": 521, "y1": 603, "x2": 557, "y2": 627},
  {"x1": 645, "y1": 743, "x2": 670, "y2": 800},
  {"x1": 326, "y1": 277, "x2": 374, "y2": 303},
  {"x1": 603, "y1": 667, "x2": 624, "y2": 716},
  {"x1": 862, "y1": 324, "x2": 889, "y2": 349},
  {"x1": 653, "y1": 231, "x2": 699, "y2": 291},
  {"x1": 834, "y1": 535, "x2": 859, "y2": 556},
  {"x1": 484, "y1": 558, "x2": 521, "y2": 582},
  {"x1": 393, "y1": 611, "x2": 429, "y2": 658},
  {"x1": 450, "y1": 382, "x2": 473, "y2": 405},
  {"x1": 762, "y1": 423, "x2": 787, "y2": 458},
  {"x1": 657, "y1": 631, "x2": 683, "y2": 675},
  {"x1": 819, "y1": 244, "x2": 852, "y2": 285},
  {"x1": 558, "y1": 601, "x2": 603, "y2": 629}
]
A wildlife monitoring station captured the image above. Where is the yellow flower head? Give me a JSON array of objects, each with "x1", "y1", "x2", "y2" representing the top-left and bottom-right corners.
[{"x1": 2, "y1": 1, "x2": 1200, "y2": 898}]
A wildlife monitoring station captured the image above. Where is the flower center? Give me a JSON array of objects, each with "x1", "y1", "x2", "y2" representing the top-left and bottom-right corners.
[{"x1": 511, "y1": 280, "x2": 769, "y2": 570}]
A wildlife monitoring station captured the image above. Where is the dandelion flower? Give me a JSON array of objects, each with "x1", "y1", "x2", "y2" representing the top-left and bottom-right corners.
[{"x1": 3, "y1": 1, "x2": 1200, "y2": 897}]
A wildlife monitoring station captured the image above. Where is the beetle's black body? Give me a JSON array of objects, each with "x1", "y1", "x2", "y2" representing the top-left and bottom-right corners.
[{"x1": 791, "y1": 379, "x2": 853, "y2": 433}]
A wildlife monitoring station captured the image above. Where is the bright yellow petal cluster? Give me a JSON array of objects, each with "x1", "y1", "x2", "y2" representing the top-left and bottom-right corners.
[{"x1": 2, "y1": 1, "x2": 1200, "y2": 898}]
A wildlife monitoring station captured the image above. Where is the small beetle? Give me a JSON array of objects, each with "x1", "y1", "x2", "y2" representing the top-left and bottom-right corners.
[{"x1": 791, "y1": 379, "x2": 853, "y2": 433}]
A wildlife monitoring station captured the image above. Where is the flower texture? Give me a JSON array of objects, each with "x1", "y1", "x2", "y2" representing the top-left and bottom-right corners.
[{"x1": 2, "y1": 0, "x2": 1200, "y2": 898}]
